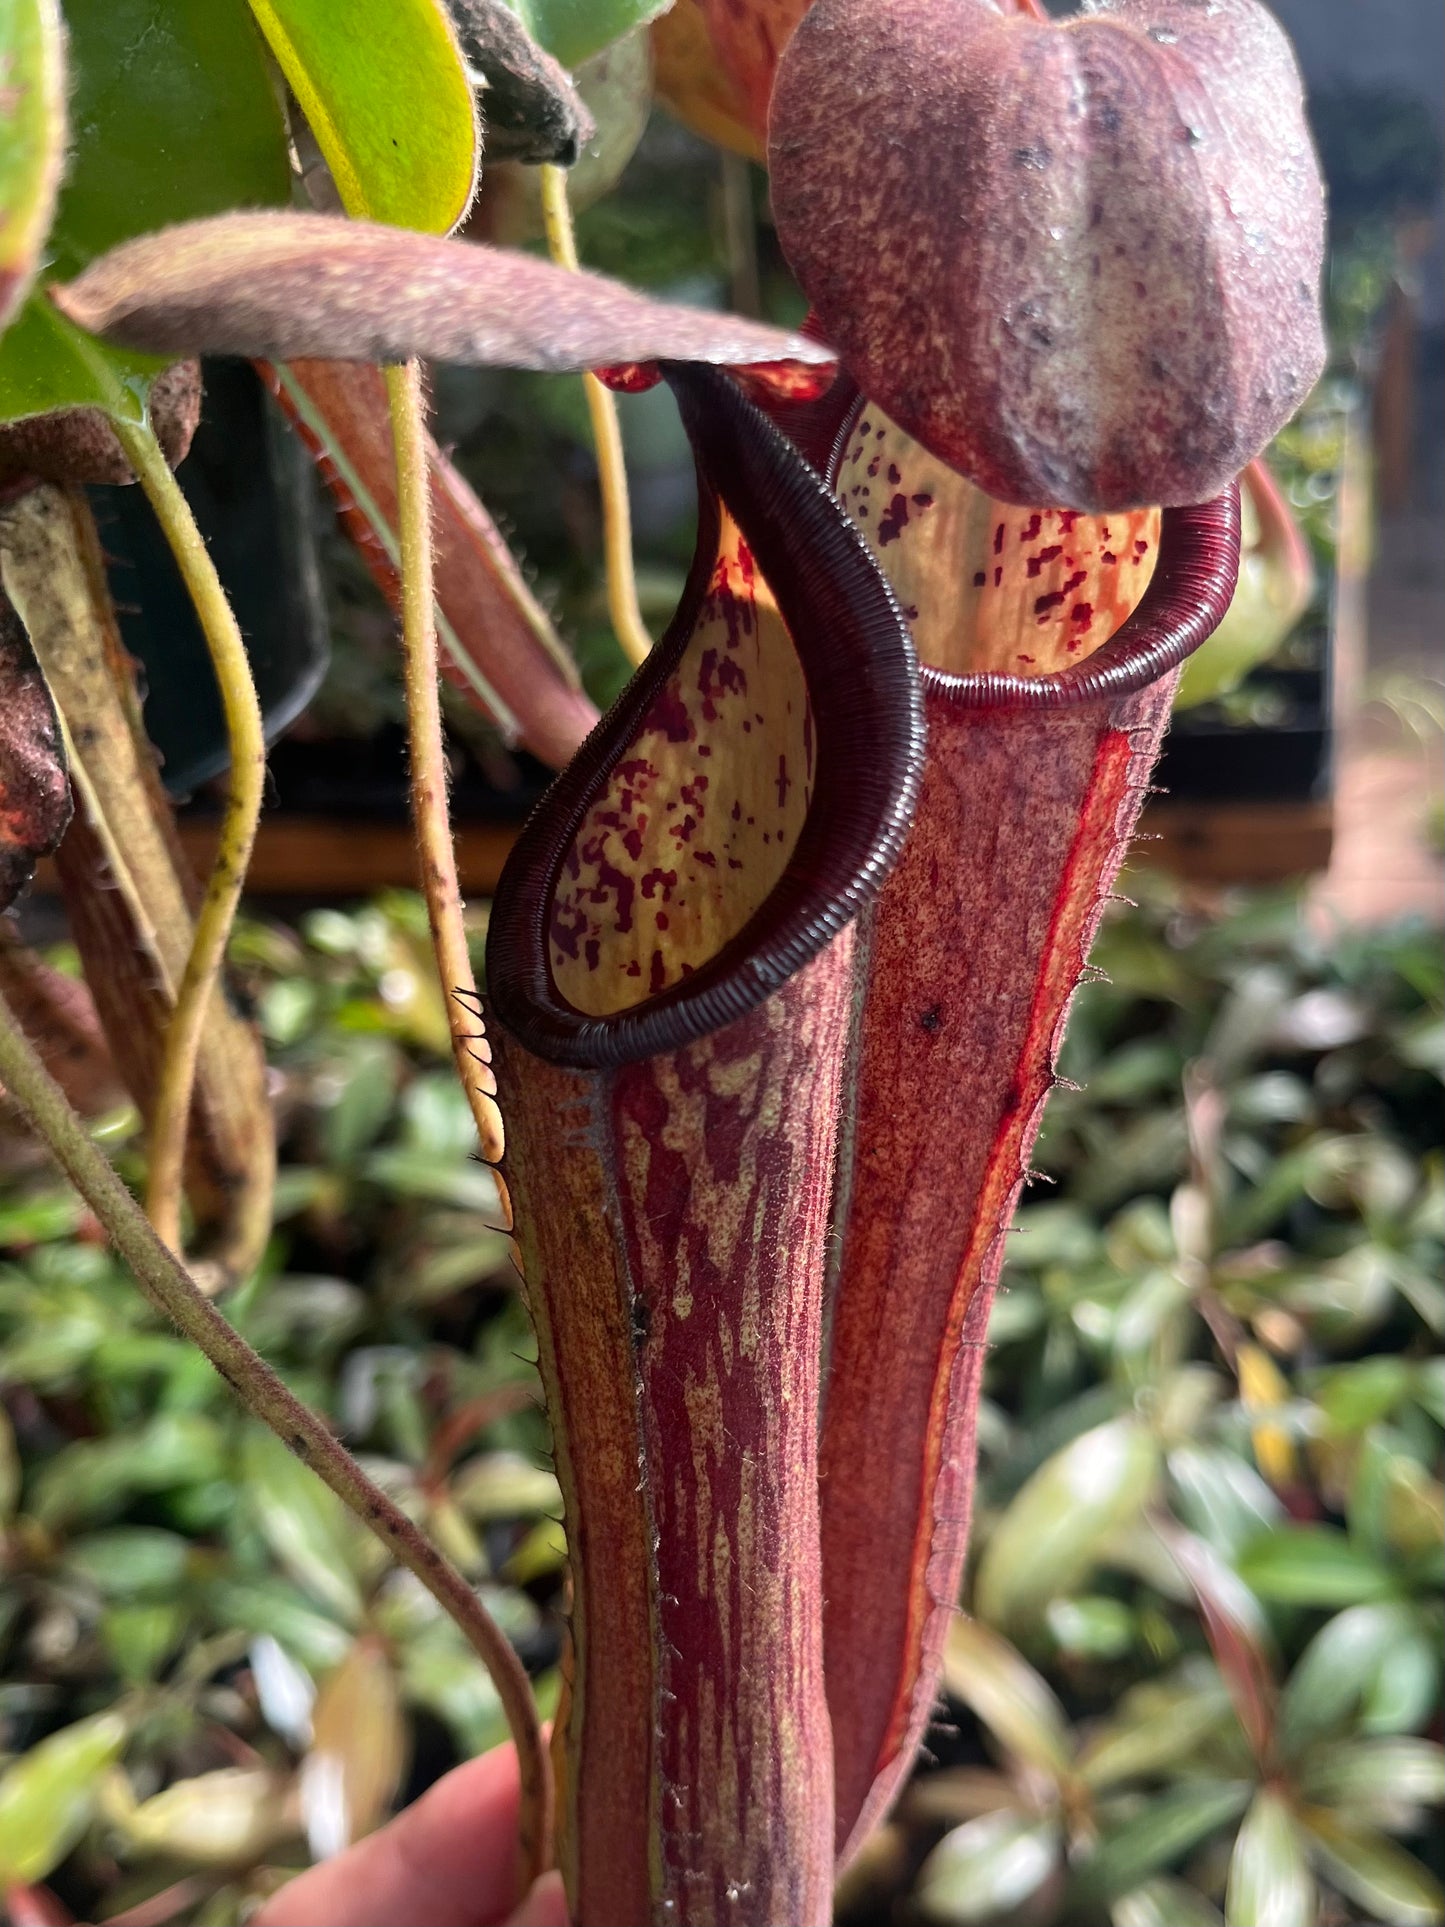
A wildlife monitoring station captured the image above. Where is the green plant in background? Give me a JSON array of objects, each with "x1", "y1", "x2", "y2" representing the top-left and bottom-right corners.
[
  {"x1": 0, "y1": 879, "x2": 1438, "y2": 1923},
  {"x1": 0, "y1": 898, "x2": 560, "y2": 1919},
  {"x1": 870, "y1": 878, "x2": 1444, "y2": 1927}
]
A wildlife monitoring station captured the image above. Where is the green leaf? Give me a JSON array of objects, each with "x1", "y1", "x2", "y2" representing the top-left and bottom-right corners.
[
  {"x1": 1279, "y1": 1602, "x2": 1434, "y2": 1753},
  {"x1": 1078, "y1": 1667, "x2": 1236, "y2": 1791},
  {"x1": 1298, "y1": 1738, "x2": 1445, "y2": 1828},
  {"x1": 0, "y1": 0, "x2": 66, "y2": 332},
  {"x1": 0, "y1": 0, "x2": 291, "y2": 421},
  {"x1": 0, "y1": 1710, "x2": 129, "y2": 1883},
  {"x1": 1234, "y1": 1527, "x2": 1397, "y2": 1609},
  {"x1": 248, "y1": 0, "x2": 478, "y2": 230},
  {"x1": 975, "y1": 1419, "x2": 1160, "y2": 1629},
  {"x1": 1169, "y1": 1445, "x2": 1284, "y2": 1561},
  {"x1": 1301, "y1": 1812, "x2": 1445, "y2": 1927},
  {"x1": 102, "y1": 1601, "x2": 188, "y2": 1683},
  {"x1": 510, "y1": 0, "x2": 672, "y2": 69},
  {"x1": 1112, "y1": 1877, "x2": 1224, "y2": 1927},
  {"x1": 940, "y1": 1617, "x2": 1075, "y2": 1783},
  {"x1": 1226, "y1": 1791, "x2": 1314, "y2": 1927},
  {"x1": 916, "y1": 1811, "x2": 1062, "y2": 1925},
  {"x1": 65, "y1": 1526, "x2": 191, "y2": 1597},
  {"x1": 241, "y1": 1429, "x2": 372, "y2": 1624},
  {"x1": 1088, "y1": 1782, "x2": 1252, "y2": 1901}
]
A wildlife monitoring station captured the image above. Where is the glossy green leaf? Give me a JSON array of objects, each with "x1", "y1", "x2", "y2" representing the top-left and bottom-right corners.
[
  {"x1": 451, "y1": 1451, "x2": 562, "y2": 1521},
  {"x1": 0, "y1": 0, "x2": 291, "y2": 422},
  {"x1": 509, "y1": 0, "x2": 671, "y2": 69},
  {"x1": 31, "y1": 1413, "x2": 225, "y2": 1529},
  {"x1": 1301, "y1": 1812, "x2": 1445, "y2": 1927},
  {"x1": 1235, "y1": 1527, "x2": 1397, "y2": 1609},
  {"x1": 0, "y1": 1711, "x2": 128, "y2": 1883},
  {"x1": 975, "y1": 1420, "x2": 1161, "y2": 1629},
  {"x1": 1299, "y1": 1738, "x2": 1445, "y2": 1827},
  {"x1": 940, "y1": 1617, "x2": 1074, "y2": 1784},
  {"x1": 241, "y1": 1429, "x2": 371, "y2": 1624},
  {"x1": 1088, "y1": 1782, "x2": 1252, "y2": 1901},
  {"x1": 1226, "y1": 1791, "x2": 1314, "y2": 1927},
  {"x1": 0, "y1": 0, "x2": 65, "y2": 332},
  {"x1": 1279, "y1": 1602, "x2": 1425, "y2": 1753},
  {"x1": 916, "y1": 1811, "x2": 1061, "y2": 1925},
  {"x1": 1113, "y1": 1878, "x2": 1224, "y2": 1927},
  {"x1": 1169, "y1": 1445, "x2": 1284, "y2": 1561},
  {"x1": 248, "y1": 0, "x2": 478, "y2": 231}
]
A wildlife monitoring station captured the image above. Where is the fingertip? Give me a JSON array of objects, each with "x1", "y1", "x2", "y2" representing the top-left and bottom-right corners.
[{"x1": 505, "y1": 1869, "x2": 569, "y2": 1927}]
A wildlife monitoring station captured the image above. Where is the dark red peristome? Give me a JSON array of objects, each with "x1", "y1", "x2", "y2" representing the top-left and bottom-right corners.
[
  {"x1": 486, "y1": 360, "x2": 922, "y2": 1069},
  {"x1": 817, "y1": 438, "x2": 1241, "y2": 1856}
]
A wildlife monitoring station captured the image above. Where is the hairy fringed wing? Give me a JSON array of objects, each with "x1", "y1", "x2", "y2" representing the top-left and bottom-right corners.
[
  {"x1": 486, "y1": 362, "x2": 924, "y2": 1068},
  {"x1": 813, "y1": 378, "x2": 1240, "y2": 1861}
]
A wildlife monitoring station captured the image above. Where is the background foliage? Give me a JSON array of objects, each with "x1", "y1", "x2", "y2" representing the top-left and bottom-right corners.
[{"x1": 0, "y1": 876, "x2": 1439, "y2": 1923}]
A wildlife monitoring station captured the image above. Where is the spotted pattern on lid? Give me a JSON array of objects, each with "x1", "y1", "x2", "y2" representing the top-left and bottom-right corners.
[
  {"x1": 549, "y1": 511, "x2": 813, "y2": 1017},
  {"x1": 837, "y1": 406, "x2": 1161, "y2": 677}
]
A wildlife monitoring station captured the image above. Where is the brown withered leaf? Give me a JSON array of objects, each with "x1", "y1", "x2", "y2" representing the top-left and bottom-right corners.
[
  {"x1": 51, "y1": 212, "x2": 836, "y2": 373},
  {"x1": 445, "y1": 0, "x2": 597, "y2": 164},
  {"x1": 0, "y1": 590, "x2": 70, "y2": 915},
  {"x1": 0, "y1": 360, "x2": 202, "y2": 490}
]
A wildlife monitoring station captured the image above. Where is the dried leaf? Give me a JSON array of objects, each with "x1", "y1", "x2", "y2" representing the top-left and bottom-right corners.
[
  {"x1": 0, "y1": 485, "x2": 275, "y2": 1278},
  {"x1": 302, "y1": 1637, "x2": 407, "y2": 1857},
  {"x1": 0, "y1": 585, "x2": 69, "y2": 914},
  {"x1": 265, "y1": 358, "x2": 597, "y2": 769},
  {"x1": 53, "y1": 211, "x2": 836, "y2": 373},
  {"x1": 446, "y1": 0, "x2": 596, "y2": 164}
]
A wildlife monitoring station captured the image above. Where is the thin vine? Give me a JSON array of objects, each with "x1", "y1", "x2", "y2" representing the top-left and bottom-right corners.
[
  {"x1": 538, "y1": 162, "x2": 653, "y2": 668},
  {"x1": 114, "y1": 415, "x2": 266, "y2": 1257},
  {"x1": 0, "y1": 987, "x2": 553, "y2": 1900}
]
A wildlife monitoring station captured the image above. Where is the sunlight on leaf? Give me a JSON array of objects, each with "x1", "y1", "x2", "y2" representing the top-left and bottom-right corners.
[
  {"x1": 0, "y1": 1712, "x2": 128, "y2": 1884},
  {"x1": 249, "y1": 0, "x2": 479, "y2": 232}
]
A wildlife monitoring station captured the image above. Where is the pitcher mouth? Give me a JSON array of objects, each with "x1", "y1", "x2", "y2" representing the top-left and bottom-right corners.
[
  {"x1": 485, "y1": 363, "x2": 924, "y2": 1072},
  {"x1": 823, "y1": 391, "x2": 1242, "y2": 714}
]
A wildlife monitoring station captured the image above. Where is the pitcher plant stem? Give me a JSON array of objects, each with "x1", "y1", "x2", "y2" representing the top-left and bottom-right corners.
[
  {"x1": 538, "y1": 163, "x2": 652, "y2": 668},
  {"x1": 384, "y1": 359, "x2": 510, "y2": 1193},
  {"x1": 115, "y1": 416, "x2": 266, "y2": 1258}
]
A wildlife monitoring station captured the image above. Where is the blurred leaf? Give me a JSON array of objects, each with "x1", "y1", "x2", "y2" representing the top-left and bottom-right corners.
[
  {"x1": 1169, "y1": 1446, "x2": 1284, "y2": 1561},
  {"x1": 250, "y1": 1633, "x2": 317, "y2": 1748},
  {"x1": 1236, "y1": 1343, "x2": 1298, "y2": 1488},
  {"x1": 1300, "y1": 1810, "x2": 1445, "y2": 1927},
  {"x1": 1279, "y1": 1602, "x2": 1428, "y2": 1753},
  {"x1": 241, "y1": 1430, "x2": 371, "y2": 1624},
  {"x1": 1087, "y1": 1781, "x2": 1252, "y2": 1900},
  {"x1": 209, "y1": 1578, "x2": 353, "y2": 1674},
  {"x1": 1226, "y1": 1790, "x2": 1314, "y2": 1927},
  {"x1": 101, "y1": 1602, "x2": 186, "y2": 1684},
  {"x1": 31, "y1": 1414, "x2": 225, "y2": 1529},
  {"x1": 394, "y1": 1611, "x2": 509, "y2": 1758},
  {"x1": 450, "y1": 1451, "x2": 561, "y2": 1521},
  {"x1": 511, "y1": 0, "x2": 671, "y2": 67},
  {"x1": 1299, "y1": 1737, "x2": 1445, "y2": 1830},
  {"x1": 0, "y1": 1711, "x2": 128, "y2": 1883},
  {"x1": 1079, "y1": 1667, "x2": 1236, "y2": 1791},
  {"x1": 248, "y1": 0, "x2": 478, "y2": 231},
  {"x1": 916, "y1": 1810, "x2": 1061, "y2": 1925},
  {"x1": 319, "y1": 1038, "x2": 399, "y2": 1165},
  {"x1": 117, "y1": 1766, "x2": 288, "y2": 1866},
  {"x1": 1113, "y1": 1876, "x2": 1224, "y2": 1927},
  {"x1": 975, "y1": 1420, "x2": 1160, "y2": 1629},
  {"x1": 1045, "y1": 1595, "x2": 1136, "y2": 1662},
  {"x1": 503, "y1": 1514, "x2": 567, "y2": 1583},
  {"x1": 65, "y1": 1527, "x2": 191, "y2": 1598},
  {"x1": 302, "y1": 1637, "x2": 406, "y2": 1857},
  {"x1": 1234, "y1": 1527, "x2": 1397, "y2": 1608},
  {"x1": 940, "y1": 1618, "x2": 1074, "y2": 1784},
  {"x1": 361, "y1": 1148, "x2": 504, "y2": 1214}
]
